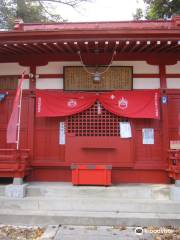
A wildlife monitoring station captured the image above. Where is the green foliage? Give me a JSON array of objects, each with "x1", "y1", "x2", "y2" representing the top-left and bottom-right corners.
[
  {"x1": 145, "y1": 0, "x2": 180, "y2": 19},
  {"x1": 0, "y1": 0, "x2": 15, "y2": 29},
  {"x1": 134, "y1": 0, "x2": 180, "y2": 20},
  {"x1": 0, "y1": 0, "x2": 89, "y2": 29}
]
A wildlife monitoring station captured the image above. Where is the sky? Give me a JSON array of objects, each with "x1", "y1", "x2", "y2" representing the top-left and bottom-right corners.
[{"x1": 57, "y1": 0, "x2": 146, "y2": 22}]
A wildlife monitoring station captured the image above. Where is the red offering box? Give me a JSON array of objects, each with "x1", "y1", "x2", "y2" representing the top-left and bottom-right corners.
[{"x1": 71, "y1": 164, "x2": 112, "y2": 186}]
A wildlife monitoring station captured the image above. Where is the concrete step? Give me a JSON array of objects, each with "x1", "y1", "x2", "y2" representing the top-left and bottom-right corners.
[
  {"x1": 0, "y1": 186, "x2": 4, "y2": 196},
  {"x1": 0, "y1": 196, "x2": 179, "y2": 213},
  {"x1": 0, "y1": 209, "x2": 180, "y2": 227},
  {"x1": 26, "y1": 182, "x2": 171, "y2": 201},
  {"x1": 1, "y1": 183, "x2": 180, "y2": 227}
]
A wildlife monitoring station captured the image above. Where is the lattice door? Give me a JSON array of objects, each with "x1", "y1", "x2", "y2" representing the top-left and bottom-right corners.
[
  {"x1": 66, "y1": 102, "x2": 133, "y2": 165},
  {"x1": 67, "y1": 101, "x2": 125, "y2": 137}
]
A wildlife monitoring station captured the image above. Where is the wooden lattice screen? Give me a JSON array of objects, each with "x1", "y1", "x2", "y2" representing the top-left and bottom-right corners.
[
  {"x1": 64, "y1": 66, "x2": 132, "y2": 91},
  {"x1": 67, "y1": 101, "x2": 123, "y2": 136},
  {"x1": 0, "y1": 76, "x2": 18, "y2": 90}
]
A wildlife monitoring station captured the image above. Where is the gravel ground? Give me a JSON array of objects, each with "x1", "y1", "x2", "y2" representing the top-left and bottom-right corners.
[
  {"x1": 0, "y1": 225, "x2": 44, "y2": 240},
  {"x1": 0, "y1": 225, "x2": 179, "y2": 240},
  {"x1": 54, "y1": 225, "x2": 180, "y2": 240}
]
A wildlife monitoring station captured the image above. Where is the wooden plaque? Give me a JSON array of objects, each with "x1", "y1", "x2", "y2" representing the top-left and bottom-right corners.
[{"x1": 64, "y1": 66, "x2": 132, "y2": 91}]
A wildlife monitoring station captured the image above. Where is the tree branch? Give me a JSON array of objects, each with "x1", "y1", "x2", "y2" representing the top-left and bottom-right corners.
[
  {"x1": 30, "y1": 0, "x2": 91, "y2": 8},
  {"x1": 37, "y1": 0, "x2": 65, "y2": 21}
]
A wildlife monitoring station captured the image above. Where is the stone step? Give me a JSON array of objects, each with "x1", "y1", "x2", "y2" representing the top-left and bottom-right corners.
[
  {"x1": 0, "y1": 196, "x2": 179, "y2": 213},
  {"x1": 0, "y1": 186, "x2": 5, "y2": 196},
  {"x1": 0, "y1": 209, "x2": 180, "y2": 227},
  {"x1": 1, "y1": 183, "x2": 180, "y2": 227},
  {"x1": 26, "y1": 183, "x2": 171, "y2": 200}
]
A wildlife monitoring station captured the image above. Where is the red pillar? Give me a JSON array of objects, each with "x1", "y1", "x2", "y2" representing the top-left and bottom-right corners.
[
  {"x1": 29, "y1": 65, "x2": 36, "y2": 90},
  {"x1": 159, "y1": 64, "x2": 169, "y2": 173},
  {"x1": 27, "y1": 65, "x2": 36, "y2": 162}
]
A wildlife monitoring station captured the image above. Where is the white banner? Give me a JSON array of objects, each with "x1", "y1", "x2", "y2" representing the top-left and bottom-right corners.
[
  {"x1": 119, "y1": 122, "x2": 132, "y2": 138},
  {"x1": 142, "y1": 128, "x2": 154, "y2": 144},
  {"x1": 59, "y1": 122, "x2": 65, "y2": 145}
]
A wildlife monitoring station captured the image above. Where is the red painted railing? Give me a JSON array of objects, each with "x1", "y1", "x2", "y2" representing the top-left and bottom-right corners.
[
  {"x1": 167, "y1": 149, "x2": 180, "y2": 180},
  {"x1": 0, "y1": 149, "x2": 30, "y2": 178}
]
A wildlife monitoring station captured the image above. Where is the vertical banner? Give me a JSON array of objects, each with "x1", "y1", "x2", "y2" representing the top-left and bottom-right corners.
[
  {"x1": 6, "y1": 72, "x2": 26, "y2": 147},
  {"x1": 59, "y1": 122, "x2": 65, "y2": 145}
]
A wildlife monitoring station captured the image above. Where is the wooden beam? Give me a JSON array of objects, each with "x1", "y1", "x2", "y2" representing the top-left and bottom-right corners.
[{"x1": 0, "y1": 52, "x2": 177, "y2": 65}]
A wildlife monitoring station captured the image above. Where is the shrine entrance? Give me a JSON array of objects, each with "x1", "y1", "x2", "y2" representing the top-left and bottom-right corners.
[{"x1": 65, "y1": 101, "x2": 134, "y2": 167}]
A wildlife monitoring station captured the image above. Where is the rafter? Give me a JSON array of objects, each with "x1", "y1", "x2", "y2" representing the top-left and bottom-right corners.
[
  {"x1": 84, "y1": 41, "x2": 89, "y2": 53},
  {"x1": 73, "y1": 41, "x2": 80, "y2": 53},
  {"x1": 104, "y1": 41, "x2": 109, "y2": 53},
  {"x1": 3, "y1": 44, "x2": 25, "y2": 55},
  {"x1": 12, "y1": 44, "x2": 32, "y2": 54},
  {"x1": 52, "y1": 42, "x2": 65, "y2": 52},
  {"x1": 33, "y1": 43, "x2": 50, "y2": 53},
  {"x1": 138, "y1": 41, "x2": 151, "y2": 52},
  {"x1": 121, "y1": 41, "x2": 132, "y2": 52},
  {"x1": 166, "y1": 42, "x2": 180, "y2": 53},
  {"x1": 157, "y1": 41, "x2": 172, "y2": 53},
  {"x1": 43, "y1": 43, "x2": 57, "y2": 53},
  {"x1": 23, "y1": 43, "x2": 43, "y2": 54},
  {"x1": 63, "y1": 42, "x2": 74, "y2": 53},
  {"x1": 142, "y1": 41, "x2": 158, "y2": 52},
  {"x1": 0, "y1": 46, "x2": 13, "y2": 55},
  {"x1": 129, "y1": 41, "x2": 141, "y2": 53},
  {"x1": 148, "y1": 41, "x2": 162, "y2": 52}
]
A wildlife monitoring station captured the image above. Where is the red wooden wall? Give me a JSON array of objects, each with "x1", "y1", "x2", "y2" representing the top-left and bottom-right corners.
[
  {"x1": 1, "y1": 90, "x2": 180, "y2": 183},
  {"x1": 168, "y1": 94, "x2": 180, "y2": 140},
  {"x1": 0, "y1": 91, "x2": 30, "y2": 150}
]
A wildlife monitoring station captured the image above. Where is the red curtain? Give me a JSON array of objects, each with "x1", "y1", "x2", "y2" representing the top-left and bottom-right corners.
[
  {"x1": 36, "y1": 90, "x2": 97, "y2": 117},
  {"x1": 36, "y1": 90, "x2": 160, "y2": 119},
  {"x1": 99, "y1": 90, "x2": 160, "y2": 119}
]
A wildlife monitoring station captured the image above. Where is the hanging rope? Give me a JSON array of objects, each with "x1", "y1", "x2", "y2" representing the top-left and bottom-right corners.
[{"x1": 77, "y1": 48, "x2": 117, "y2": 76}]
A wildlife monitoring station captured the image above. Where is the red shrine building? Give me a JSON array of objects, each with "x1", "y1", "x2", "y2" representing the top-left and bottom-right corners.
[{"x1": 0, "y1": 17, "x2": 180, "y2": 185}]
